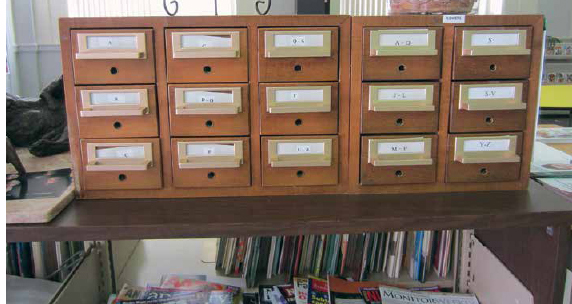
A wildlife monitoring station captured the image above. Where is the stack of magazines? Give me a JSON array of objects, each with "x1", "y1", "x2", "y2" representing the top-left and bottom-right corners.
[
  {"x1": 111, "y1": 274, "x2": 241, "y2": 304},
  {"x1": 109, "y1": 275, "x2": 479, "y2": 304},
  {"x1": 216, "y1": 231, "x2": 455, "y2": 287}
]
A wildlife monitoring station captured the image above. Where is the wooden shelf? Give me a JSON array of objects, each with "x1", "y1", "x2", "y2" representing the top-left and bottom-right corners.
[{"x1": 7, "y1": 181, "x2": 572, "y2": 243}]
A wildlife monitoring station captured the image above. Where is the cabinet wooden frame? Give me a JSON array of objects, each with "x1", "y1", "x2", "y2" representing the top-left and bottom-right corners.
[
  {"x1": 350, "y1": 15, "x2": 543, "y2": 194},
  {"x1": 60, "y1": 15, "x2": 351, "y2": 198}
]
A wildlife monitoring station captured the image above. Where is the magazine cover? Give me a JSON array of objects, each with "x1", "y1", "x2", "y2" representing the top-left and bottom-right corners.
[
  {"x1": 294, "y1": 278, "x2": 309, "y2": 304},
  {"x1": 378, "y1": 286, "x2": 479, "y2": 304},
  {"x1": 115, "y1": 284, "x2": 207, "y2": 304},
  {"x1": 277, "y1": 284, "x2": 296, "y2": 304},
  {"x1": 308, "y1": 277, "x2": 329, "y2": 304},
  {"x1": 159, "y1": 276, "x2": 240, "y2": 296},
  {"x1": 359, "y1": 288, "x2": 381, "y2": 304}
]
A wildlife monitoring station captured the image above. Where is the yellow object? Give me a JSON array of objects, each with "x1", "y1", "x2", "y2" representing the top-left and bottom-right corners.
[{"x1": 540, "y1": 85, "x2": 572, "y2": 108}]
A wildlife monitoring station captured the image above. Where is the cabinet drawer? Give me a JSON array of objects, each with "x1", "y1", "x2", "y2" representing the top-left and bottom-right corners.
[
  {"x1": 450, "y1": 81, "x2": 528, "y2": 133},
  {"x1": 363, "y1": 27, "x2": 442, "y2": 80},
  {"x1": 361, "y1": 82, "x2": 439, "y2": 134},
  {"x1": 76, "y1": 85, "x2": 158, "y2": 138},
  {"x1": 446, "y1": 133, "x2": 522, "y2": 183},
  {"x1": 452, "y1": 27, "x2": 532, "y2": 80},
  {"x1": 171, "y1": 137, "x2": 250, "y2": 188},
  {"x1": 71, "y1": 29, "x2": 155, "y2": 84},
  {"x1": 169, "y1": 84, "x2": 249, "y2": 136},
  {"x1": 80, "y1": 138, "x2": 162, "y2": 190},
  {"x1": 361, "y1": 135, "x2": 437, "y2": 185},
  {"x1": 261, "y1": 136, "x2": 338, "y2": 187},
  {"x1": 258, "y1": 27, "x2": 339, "y2": 82},
  {"x1": 260, "y1": 83, "x2": 338, "y2": 135},
  {"x1": 166, "y1": 28, "x2": 248, "y2": 83}
]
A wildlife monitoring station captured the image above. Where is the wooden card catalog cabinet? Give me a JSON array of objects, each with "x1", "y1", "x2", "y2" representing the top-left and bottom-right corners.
[
  {"x1": 450, "y1": 82, "x2": 528, "y2": 132},
  {"x1": 76, "y1": 85, "x2": 158, "y2": 138},
  {"x1": 453, "y1": 27, "x2": 532, "y2": 80},
  {"x1": 71, "y1": 29, "x2": 155, "y2": 84},
  {"x1": 361, "y1": 136, "x2": 437, "y2": 185},
  {"x1": 258, "y1": 28, "x2": 339, "y2": 82},
  {"x1": 171, "y1": 138, "x2": 250, "y2": 188},
  {"x1": 260, "y1": 83, "x2": 338, "y2": 135},
  {"x1": 362, "y1": 83, "x2": 439, "y2": 133},
  {"x1": 447, "y1": 134, "x2": 522, "y2": 183},
  {"x1": 169, "y1": 84, "x2": 249, "y2": 136},
  {"x1": 262, "y1": 136, "x2": 338, "y2": 187},
  {"x1": 80, "y1": 139, "x2": 162, "y2": 190},
  {"x1": 60, "y1": 15, "x2": 542, "y2": 197},
  {"x1": 363, "y1": 27, "x2": 442, "y2": 80},
  {"x1": 166, "y1": 28, "x2": 248, "y2": 82}
]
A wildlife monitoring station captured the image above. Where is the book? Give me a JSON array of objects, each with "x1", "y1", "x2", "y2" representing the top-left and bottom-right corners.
[{"x1": 378, "y1": 286, "x2": 479, "y2": 304}]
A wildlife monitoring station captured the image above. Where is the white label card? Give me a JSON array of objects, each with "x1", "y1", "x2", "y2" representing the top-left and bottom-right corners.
[
  {"x1": 378, "y1": 88, "x2": 427, "y2": 101},
  {"x1": 274, "y1": 34, "x2": 324, "y2": 47},
  {"x1": 471, "y1": 33, "x2": 520, "y2": 47},
  {"x1": 443, "y1": 15, "x2": 466, "y2": 23},
  {"x1": 378, "y1": 142, "x2": 425, "y2": 155},
  {"x1": 90, "y1": 92, "x2": 140, "y2": 105},
  {"x1": 277, "y1": 142, "x2": 325, "y2": 155},
  {"x1": 275, "y1": 89, "x2": 324, "y2": 103},
  {"x1": 464, "y1": 139, "x2": 511, "y2": 152},
  {"x1": 181, "y1": 35, "x2": 232, "y2": 48},
  {"x1": 96, "y1": 146, "x2": 145, "y2": 159},
  {"x1": 86, "y1": 36, "x2": 137, "y2": 50},
  {"x1": 379, "y1": 33, "x2": 429, "y2": 47},
  {"x1": 468, "y1": 87, "x2": 516, "y2": 100},
  {"x1": 184, "y1": 91, "x2": 233, "y2": 104},
  {"x1": 186, "y1": 144, "x2": 235, "y2": 156}
]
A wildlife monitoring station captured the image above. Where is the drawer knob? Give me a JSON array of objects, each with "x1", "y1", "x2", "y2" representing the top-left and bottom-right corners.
[
  {"x1": 207, "y1": 172, "x2": 216, "y2": 179},
  {"x1": 485, "y1": 116, "x2": 495, "y2": 125},
  {"x1": 203, "y1": 66, "x2": 212, "y2": 74},
  {"x1": 395, "y1": 170, "x2": 404, "y2": 178},
  {"x1": 118, "y1": 174, "x2": 127, "y2": 181},
  {"x1": 489, "y1": 64, "x2": 497, "y2": 71},
  {"x1": 295, "y1": 118, "x2": 303, "y2": 126},
  {"x1": 294, "y1": 64, "x2": 302, "y2": 72},
  {"x1": 480, "y1": 168, "x2": 489, "y2": 176},
  {"x1": 113, "y1": 121, "x2": 122, "y2": 129},
  {"x1": 395, "y1": 118, "x2": 404, "y2": 126},
  {"x1": 205, "y1": 120, "x2": 214, "y2": 127},
  {"x1": 398, "y1": 64, "x2": 406, "y2": 72},
  {"x1": 110, "y1": 67, "x2": 118, "y2": 75},
  {"x1": 296, "y1": 170, "x2": 304, "y2": 177}
]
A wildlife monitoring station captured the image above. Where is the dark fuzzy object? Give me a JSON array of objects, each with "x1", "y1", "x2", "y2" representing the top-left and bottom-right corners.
[{"x1": 6, "y1": 76, "x2": 69, "y2": 157}]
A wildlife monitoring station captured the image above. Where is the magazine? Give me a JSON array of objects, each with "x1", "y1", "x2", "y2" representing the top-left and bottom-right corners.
[
  {"x1": 308, "y1": 277, "x2": 329, "y2": 304},
  {"x1": 159, "y1": 276, "x2": 240, "y2": 296},
  {"x1": 115, "y1": 284, "x2": 220, "y2": 304},
  {"x1": 277, "y1": 284, "x2": 296, "y2": 304},
  {"x1": 531, "y1": 142, "x2": 572, "y2": 177},
  {"x1": 536, "y1": 127, "x2": 572, "y2": 144},
  {"x1": 378, "y1": 286, "x2": 479, "y2": 304},
  {"x1": 293, "y1": 278, "x2": 309, "y2": 304}
]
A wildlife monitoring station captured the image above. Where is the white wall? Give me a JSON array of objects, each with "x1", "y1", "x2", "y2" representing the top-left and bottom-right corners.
[
  {"x1": 236, "y1": 0, "x2": 295, "y2": 15},
  {"x1": 7, "y1": 0, "x2": 67, "y2": 98}
]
